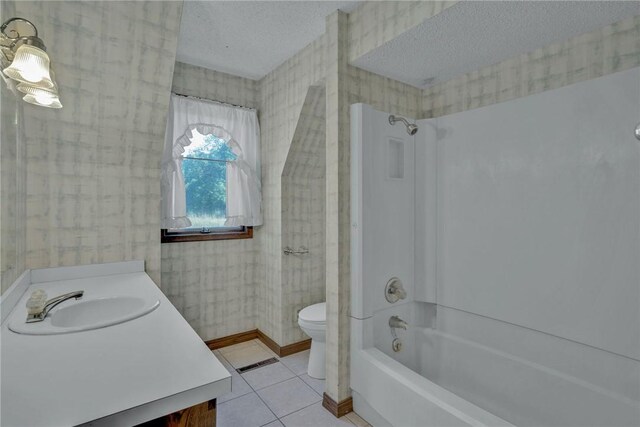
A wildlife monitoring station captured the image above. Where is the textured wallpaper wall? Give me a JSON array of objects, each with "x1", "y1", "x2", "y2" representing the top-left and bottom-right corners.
[
  {"x1": 0, "y1": 89, "x2": 25, "y2": 294},
  {"x1": 172, "y1": 62, "x2": 260, "y2": 109},
  {"x1": 325, "y1": 10, "x2": 425, "y2": 402},
  {"x1": 258, "y1": 36, "x2": 328, "y2": 345},
  {"x1": 281, "y1": 85, "x2": 326, "y2": 344},
  {"x1": 161, "y1": 62, "x2": 261, "y2": 341},
  {"x1": 325, "y1": 11, "x2": 349, "y2": 403},
  {"x1": 9, "y1": 1, "x2": 183, "y2": 285},
  {"x1": 255, "y1": 6, "x2": 424, "y2": 400},
  {"x1": 161, "y1": 239, "x2": 259, "y2": 340},
  {"x1": 421, "y1": 15, "x2": 640, "y2": 118},
  {"x1": 0, "y1": 0, "x2": 26, "y2": 293}
]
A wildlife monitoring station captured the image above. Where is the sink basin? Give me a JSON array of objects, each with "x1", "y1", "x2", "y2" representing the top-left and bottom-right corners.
[
  {"x1": 51, "y1": 296, "x2": 158, "y2": 328},
  {"x1": 8, "y1": 296, "x2": 160, "y2": 335}
]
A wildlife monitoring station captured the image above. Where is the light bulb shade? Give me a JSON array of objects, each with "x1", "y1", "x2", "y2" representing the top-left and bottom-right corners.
[
  {"x1": 16, "y1": 73, "x2": 62, "y2": 109},
  {"x1": 16, "y1": 81, "x2": 58, "y2": 97},
  {"x1": 3, "y1": 44, "x2": 53, "y2": 88},
  {"x1": 23, "y1": 93, "x2": 62, "y2": 108}
]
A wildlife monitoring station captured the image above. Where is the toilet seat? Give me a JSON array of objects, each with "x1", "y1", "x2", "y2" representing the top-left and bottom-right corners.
[{"x1": 298, "y1": 302, "x2": 325, "y2": 324}]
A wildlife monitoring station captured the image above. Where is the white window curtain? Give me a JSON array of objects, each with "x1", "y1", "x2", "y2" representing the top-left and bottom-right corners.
[{"x1": 161, "y1": 94, "x2": 262, "y2": 228}]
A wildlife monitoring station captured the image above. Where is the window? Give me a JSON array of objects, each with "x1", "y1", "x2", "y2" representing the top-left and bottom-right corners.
[
  {"x1": 161, "y1": 130, "x2": 252, "y2": 242},
  {"x1": 161, "y1": 94, "x2": 262, "y2": 242}
]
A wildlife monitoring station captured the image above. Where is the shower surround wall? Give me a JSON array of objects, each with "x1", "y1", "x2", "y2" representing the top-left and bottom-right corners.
[
  {"x1": 3, "y1": 0, "x2": 183, "y2": 287},
  {"x1": 161, "y1": 62, "x2": 261, "y2": 340},
  {"x1": 351, "y1": 42, "x2": 640, "y2": 427}
]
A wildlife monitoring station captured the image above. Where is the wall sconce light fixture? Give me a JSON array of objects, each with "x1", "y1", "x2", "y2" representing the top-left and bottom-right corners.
[{"x1": 0, "y1": 17, "x2": 62, "y2": 108}]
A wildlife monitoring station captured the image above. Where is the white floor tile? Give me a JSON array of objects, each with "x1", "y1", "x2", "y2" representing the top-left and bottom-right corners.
[
  {"x1": 261, "y1": 420, "x2": 285, "y2": 427},
  {"x1": 217, "y1": 392, "x2": 277, "y2": 427},
  {"x1": 218, "y1": 370, "x2": 253, "y2": 403},
  {"x1": 257, "y1": 377, "x2": 321, "y2": 418},
  {"x1": 279, "y1": 350, "x2": 310, "y2": 376},
  {"x1": 242, "y1": 362, "x2": 296, "y2": 390},
  {"x1": 280, "y1": 402, "x2": 353, "y2": 427},
  {"x1": 299, "y1": 373, "x2": 325, "y2": 396}
]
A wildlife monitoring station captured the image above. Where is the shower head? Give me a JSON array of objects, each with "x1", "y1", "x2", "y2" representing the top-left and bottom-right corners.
[{"x1": 389, "y1": 115, "x2": 418, "y2": 135}]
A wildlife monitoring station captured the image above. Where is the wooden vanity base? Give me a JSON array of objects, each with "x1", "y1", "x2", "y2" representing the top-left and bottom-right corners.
[{"x1": 136, "y1": 399, "x2": 216, "y2": 427}]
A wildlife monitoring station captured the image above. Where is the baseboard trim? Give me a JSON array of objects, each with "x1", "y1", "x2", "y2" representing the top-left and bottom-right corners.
[
  {"x1": 255, "y1": 329, "x2": 280, "y2": 355},
  {"x1": 322, "y1": 393, "x2": 353, "y2": 418},
  {"x1": 205, "y1": 329, "x2": 259, "y2": 350},
  {"x1": 256, "y1": 330, "x2": 312, "y2": 357},
  {"x1": 280, "y1": 338, "x2": 312, "y2": 357},
  {"x1": 205, "y1": 329, "x2": 311, "y2": 358}
]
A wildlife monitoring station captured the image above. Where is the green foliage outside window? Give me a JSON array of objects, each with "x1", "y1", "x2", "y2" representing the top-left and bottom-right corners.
[{"x1": 182, "y1": 134, "x2": 236, "y2": 228}]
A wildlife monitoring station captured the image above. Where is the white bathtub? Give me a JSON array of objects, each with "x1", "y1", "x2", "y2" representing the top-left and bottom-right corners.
[
  {"x1": 350, "y1": 312, "x2": 640, "y2": 427},
  {"x1": 351, "y1": 314, "x2": 512, "y2": 427},
  {"x1": 351, "y1": 344, "x2": 511, "y2": 427}
]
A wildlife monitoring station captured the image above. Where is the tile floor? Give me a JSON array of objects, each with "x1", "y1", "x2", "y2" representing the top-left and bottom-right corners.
[{"x1": 213, "y1": 339, "x2": 371, "y2": 427}]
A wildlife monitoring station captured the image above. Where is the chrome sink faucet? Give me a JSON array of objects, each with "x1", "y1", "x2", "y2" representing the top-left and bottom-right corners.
[{"x1": 26, "y1": 290, "x2": 84, "y2": 323}]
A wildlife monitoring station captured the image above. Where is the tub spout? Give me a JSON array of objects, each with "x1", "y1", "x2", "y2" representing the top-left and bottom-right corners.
[{"x1": 389, "y1": 316, "x2": 408, "y2": 330}]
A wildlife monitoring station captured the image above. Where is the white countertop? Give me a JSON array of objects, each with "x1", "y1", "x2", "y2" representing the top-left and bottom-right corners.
[{"x1": 0, "y1": 262, "x2": 231, "y2": 426}]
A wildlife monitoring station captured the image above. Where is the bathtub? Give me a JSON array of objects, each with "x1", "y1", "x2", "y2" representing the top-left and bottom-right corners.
[
  {"x1": 351, "y1": 344, "x2": 511, "y2": 427},
  {"x1": 350, "y1": 308, "x2": 640, "y2": 427},
  {"x1": 351, "y1": 314, "x2": 512, "y2": 427}
]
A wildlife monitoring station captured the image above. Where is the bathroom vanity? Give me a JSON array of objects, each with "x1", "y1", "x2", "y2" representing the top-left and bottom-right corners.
[{"x1": 0, "y1": 261, "x2": 231, "y2": 426}]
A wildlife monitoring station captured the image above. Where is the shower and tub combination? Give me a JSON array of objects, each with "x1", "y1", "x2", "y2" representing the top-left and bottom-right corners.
[{"x1": 350, "y1": 67, "x2": 640, "y2": 426}]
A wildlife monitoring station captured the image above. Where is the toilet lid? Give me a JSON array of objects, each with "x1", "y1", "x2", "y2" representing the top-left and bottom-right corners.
[{"x1": 299, "y1": 302, "x2": 325, "y2": 323}]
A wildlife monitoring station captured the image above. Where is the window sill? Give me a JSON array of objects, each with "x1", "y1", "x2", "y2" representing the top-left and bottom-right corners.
[{"x1": 161, "y1": 227, "x2": 253, "y2": 243}]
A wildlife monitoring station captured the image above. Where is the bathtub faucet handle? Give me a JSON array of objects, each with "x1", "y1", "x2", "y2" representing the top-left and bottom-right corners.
[
  {"x1": 393, "y1": 286, "x2": 407, "y2": 300},
  {"x1": 385, "y1": 278, "x2": 407, "y2": 303},
  {"x1": 389, "y1": 316, "x2": 408, "y2": 330}
]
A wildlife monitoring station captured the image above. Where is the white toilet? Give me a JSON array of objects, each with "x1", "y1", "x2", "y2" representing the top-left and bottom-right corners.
[{"x1": 297, "y1": 302, "x2": 326, "y2": 379}]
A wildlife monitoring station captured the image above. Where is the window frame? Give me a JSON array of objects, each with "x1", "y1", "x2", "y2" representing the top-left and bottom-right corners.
[{"x1": 161, "y1": 226, "x2": 253, "y2": 243}]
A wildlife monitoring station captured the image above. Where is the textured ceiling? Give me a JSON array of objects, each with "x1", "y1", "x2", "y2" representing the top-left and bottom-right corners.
[
  {"x1": 177, "y1": 1, "x2": 361, "y2": 80},
  {"x1": 352, "y1": 1, "x2": 640, "y2": 88}
]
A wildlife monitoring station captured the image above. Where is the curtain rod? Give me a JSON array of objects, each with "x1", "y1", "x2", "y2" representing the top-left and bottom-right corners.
[{"x1": 172, "y1": 92, "x2": 256, "y2": 112}]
